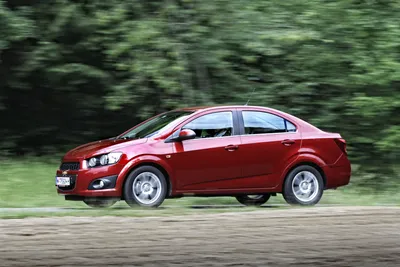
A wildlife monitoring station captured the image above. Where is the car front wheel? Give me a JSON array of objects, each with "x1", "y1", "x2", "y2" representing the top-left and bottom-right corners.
[
  {"x1": 235, "y1": 194, "x2": 271, "y2": 206},
  {"x1": 282, "y1": 165, "x2": 324, "y2": 206},
  {"x1": 124, "y1": 166, "x2": 167, "y2": 208}
]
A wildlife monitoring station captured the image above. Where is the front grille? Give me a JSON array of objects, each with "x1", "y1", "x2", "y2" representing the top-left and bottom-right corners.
[{"x1": 60, "y1": 162, "x2": 80, "y2": 171}]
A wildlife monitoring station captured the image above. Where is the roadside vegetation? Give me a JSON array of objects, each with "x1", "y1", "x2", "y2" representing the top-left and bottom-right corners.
[
  {"x1": 0, "y1": 1, "x2": 399, "y2": 214},
  {"x1": 1, "y1": 0, "x2": 399, "y2": 188}
]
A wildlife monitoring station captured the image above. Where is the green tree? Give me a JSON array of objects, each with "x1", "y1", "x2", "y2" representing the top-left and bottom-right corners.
[{"x1": 0, "y1": 0, "x2": 398, "y2": 187}]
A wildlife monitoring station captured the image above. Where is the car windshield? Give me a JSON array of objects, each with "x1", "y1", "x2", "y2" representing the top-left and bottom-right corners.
[{"x1": 118, "y1": 110, "x2": 194, "y2": 139}]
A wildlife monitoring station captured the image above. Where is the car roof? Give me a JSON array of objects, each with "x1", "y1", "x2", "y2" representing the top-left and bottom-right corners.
[{"x1": 174, "y1": 105, "x2": 283, "y2": 113}]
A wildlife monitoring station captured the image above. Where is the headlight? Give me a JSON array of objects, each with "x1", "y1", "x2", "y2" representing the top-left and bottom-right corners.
[
  {"x1": 100, "y1": 154, "x2": 108, "y2": 165},
  {"x1": 88, "y1": 157, "x2": 98, "y2": 167},
  {"x1": 87, "y1": 152, "x2": 123, "y2": 168}
]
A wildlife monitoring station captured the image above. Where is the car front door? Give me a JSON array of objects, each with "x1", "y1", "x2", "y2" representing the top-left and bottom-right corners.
[
  {"x1": 238, "y1": 110, "x2": 301, "y2": 189},
  {"x1": 169, "y1": 110, "x2": 242, "y2": 192}
]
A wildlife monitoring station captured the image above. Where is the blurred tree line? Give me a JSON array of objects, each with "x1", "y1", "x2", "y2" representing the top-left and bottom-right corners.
[{"x1": 0, "y1": 0, "x2": 398, "y2": 187}]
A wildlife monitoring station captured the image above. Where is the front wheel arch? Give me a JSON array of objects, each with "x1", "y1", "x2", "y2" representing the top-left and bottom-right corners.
[{"x1": 121, "y1": 162, "x2": 172, "y2": 200}]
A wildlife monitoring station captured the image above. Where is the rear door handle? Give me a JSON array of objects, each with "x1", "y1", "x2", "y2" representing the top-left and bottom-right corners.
[
  {"x1": 224, "y1": 145, "x2": 239, "y2": 151},
  {"x1": 281, "y1": 139, "x2": 295, "y2": 146}
]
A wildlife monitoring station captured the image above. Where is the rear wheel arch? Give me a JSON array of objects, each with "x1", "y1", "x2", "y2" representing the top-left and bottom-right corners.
[
  {"x1": 282, "y1": 161, "x2": 326, "y2": 192},
  {"x1": 121, "y1": 161, "x2": 172, "y2": 200}
]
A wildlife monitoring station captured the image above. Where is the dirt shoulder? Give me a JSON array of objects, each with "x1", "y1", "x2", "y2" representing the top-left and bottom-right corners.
[{"x1": 1, "y1": 206, "x2": 399, "y2": 266}]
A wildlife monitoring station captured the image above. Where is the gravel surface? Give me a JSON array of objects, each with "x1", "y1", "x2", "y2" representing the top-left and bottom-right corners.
[{"x1": 1, "y1": 206, "x2": 399, "y2": 266}]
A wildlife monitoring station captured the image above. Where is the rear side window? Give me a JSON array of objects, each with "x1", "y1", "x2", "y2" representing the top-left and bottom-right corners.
[
  {"x1": 242, "y1": 111, "x2": 296, "y2": 134},
  {"x1": 286, "y1": 120, "x2": 296, "y2": 132},
  {"x1": 183, "y1": 111, "x2": 233, "y2": 138}
]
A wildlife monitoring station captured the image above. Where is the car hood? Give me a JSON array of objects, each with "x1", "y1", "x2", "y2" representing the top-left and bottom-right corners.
[{"x1": 64, "y1": 138, "x2": 148, "y2": 159}]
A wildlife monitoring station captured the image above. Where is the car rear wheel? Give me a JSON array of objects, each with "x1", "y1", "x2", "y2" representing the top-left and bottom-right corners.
[
  {"x1": 283, "y1": 165, "x2": 324, "y2": 206},
  {"x1": 235, "y1": 194, "x2": 271, "y2": 206},
  {"x1": 83, "y1": 198, "x2": 117, "y2": 208},
  {"x1": 124, "y1": 166, "x2": 167, "y2": 208}
]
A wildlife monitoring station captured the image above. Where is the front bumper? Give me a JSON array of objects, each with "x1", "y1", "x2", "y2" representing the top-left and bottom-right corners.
[{"x1": 55, "y1": 161, "x2": 124, "y2": 197}]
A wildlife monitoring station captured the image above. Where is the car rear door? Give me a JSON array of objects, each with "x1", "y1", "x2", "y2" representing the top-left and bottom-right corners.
[
  {"x1": 237, "y1": 109, "x2": 301, "y2": 189},
  {"x1": 169, "y1": 110, "x2": 243, "y2": 191}
]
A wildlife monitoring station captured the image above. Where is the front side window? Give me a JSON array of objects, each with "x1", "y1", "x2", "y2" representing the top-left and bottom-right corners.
[
  {"x1": 242, "y1": 111, "x2": 296, "y2": 134},
  {"x1": 183, "y1": 111, "x2": 233, "y2": 138}
]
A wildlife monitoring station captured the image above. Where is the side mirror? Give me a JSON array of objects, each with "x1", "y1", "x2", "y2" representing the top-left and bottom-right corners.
[
  {"x1": 165, "y1": 129, "x2": 197, "y2": 143},
  {"x1": 177, "y1": 129, "x2": 196, "y2": 141}
]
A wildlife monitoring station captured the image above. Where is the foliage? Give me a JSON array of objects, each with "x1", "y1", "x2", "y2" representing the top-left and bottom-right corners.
[{"x1": 0, "y1": 0, "x2": 399, "y2": 187}]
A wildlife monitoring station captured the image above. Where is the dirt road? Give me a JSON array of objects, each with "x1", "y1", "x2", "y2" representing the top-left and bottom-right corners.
[{"x1": 1, "y1": 206, "x2": 399, "y2": 266}]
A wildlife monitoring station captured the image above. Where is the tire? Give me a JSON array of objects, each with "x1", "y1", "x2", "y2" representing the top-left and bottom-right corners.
[
  {"x1": 83, "y1": 198, "x2": 117, "y2": 208},
  {"x1": 124, "y1": 165, "x2": 167, "y2": 208},
  {"x1": 282, "y1": 165, "x2": 324, "y2": 206},
  {"x1": 235, "y1": 194, "x2": 271, "y2": 206}
]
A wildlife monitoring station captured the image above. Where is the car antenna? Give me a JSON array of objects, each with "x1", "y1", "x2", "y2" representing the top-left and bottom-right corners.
[
  {"x1": 245, "y1": 87, "x2": 256, "y2": 106},
  {"x1": 245, "y1": 77, "x2": 260, "y2": 106}
]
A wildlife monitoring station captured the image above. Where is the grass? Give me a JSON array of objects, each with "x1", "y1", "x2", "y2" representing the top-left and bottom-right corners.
[{"x1": 0, "y1": 158, "x2": 399, "y2": 217}]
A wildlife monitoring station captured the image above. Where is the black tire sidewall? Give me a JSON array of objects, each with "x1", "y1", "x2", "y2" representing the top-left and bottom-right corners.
[
  {"x1": 124, "y1": 166, "x2": 167, "y2": 208},
  {"x1": 283, "y1": 165, "x2": 324, "y2": 206},
  {"x1": 235, "y1": 194, "x2": 271, "y2": 206}
]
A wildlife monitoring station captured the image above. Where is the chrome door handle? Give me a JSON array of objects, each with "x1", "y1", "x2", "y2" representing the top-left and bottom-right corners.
[
  {"x1": 281, "y1": 139, "x2": 295, "y2": 146},
  {"x1": 224, "y1": 145, "x2": 239, "y2": 151}
]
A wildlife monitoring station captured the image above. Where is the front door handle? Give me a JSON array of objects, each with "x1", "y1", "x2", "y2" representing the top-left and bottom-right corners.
[
  {"x1": 224, "y1": 145, "x2": 239, "y2": 151},
  {"x1": 281, "y1": 139, "x2": 295, "y2": 146}
]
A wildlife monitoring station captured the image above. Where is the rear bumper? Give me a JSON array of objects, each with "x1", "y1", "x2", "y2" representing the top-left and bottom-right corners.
[
  {"x1": 323, "y1": 154, "x2": 351, "y2": 189},
  {"x1": 56, "y1": 162, "x2": 124, "y2": 198}
]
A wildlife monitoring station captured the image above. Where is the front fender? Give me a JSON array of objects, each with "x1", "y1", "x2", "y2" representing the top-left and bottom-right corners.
[{"x1": 115, "y1": 155, "x2": 174, "y2": 194}]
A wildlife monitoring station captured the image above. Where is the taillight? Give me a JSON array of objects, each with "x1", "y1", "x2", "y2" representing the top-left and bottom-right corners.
[{"x1": 334, "y1": 138, "x2": 347, "y2": 154}]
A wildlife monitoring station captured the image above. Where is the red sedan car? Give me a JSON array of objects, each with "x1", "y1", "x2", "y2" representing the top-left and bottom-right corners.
[{"x1": 55, "y1": 105, "x2": 351, "y2": 208}]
